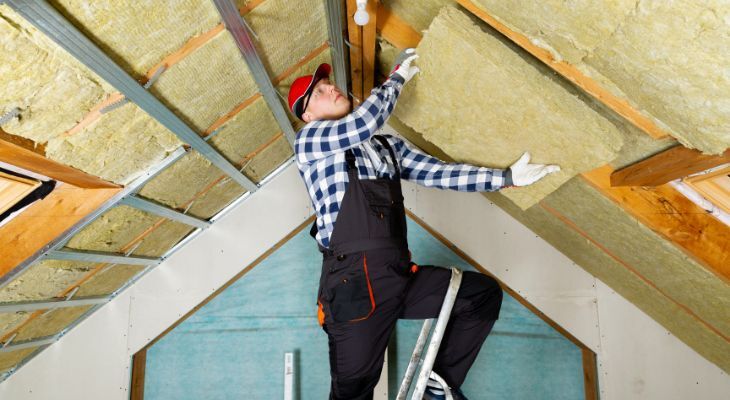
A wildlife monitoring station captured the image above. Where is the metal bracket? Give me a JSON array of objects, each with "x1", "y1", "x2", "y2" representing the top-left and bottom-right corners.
[
  {"x1": 101, "y1": 65, "x2": 168, "y2": 114},
  {"x1": 0, "y1": 107, "x2": 21, "y2": 126}
]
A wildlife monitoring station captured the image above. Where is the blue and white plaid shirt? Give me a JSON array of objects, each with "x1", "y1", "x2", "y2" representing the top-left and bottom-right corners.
[{"x1": 295, "y1": 74, "x2": 512, "y2": 248}]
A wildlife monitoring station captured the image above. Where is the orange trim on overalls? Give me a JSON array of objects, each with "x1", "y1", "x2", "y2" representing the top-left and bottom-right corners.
[
  {"x1": 317, "y1": 300, "x2": 326, "y2": 326},
  {"x1": 350, "y1": 254, "x2": 376, "y2": 322}
]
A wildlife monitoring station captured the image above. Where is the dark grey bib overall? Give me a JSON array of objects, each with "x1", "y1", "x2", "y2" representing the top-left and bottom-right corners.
[{"x1": 315, "y1": 135, "x2": 409, "y2": 323}]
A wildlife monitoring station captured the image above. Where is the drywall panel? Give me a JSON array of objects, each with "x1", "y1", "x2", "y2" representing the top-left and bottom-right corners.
[
  {"x1": 49, "y1": 0, "x2": 221, "y2": 76},
  {"x1": 595, "y1": 280, "x2": 730, "y2": 400},
  {"x1": 394, "y1": 6, "x2": 623, "y2": 209}
]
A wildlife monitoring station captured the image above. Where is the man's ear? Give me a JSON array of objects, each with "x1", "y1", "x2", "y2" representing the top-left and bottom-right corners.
[{"x1": 302, "y1": 112, "x2": 312, "y2": 123}]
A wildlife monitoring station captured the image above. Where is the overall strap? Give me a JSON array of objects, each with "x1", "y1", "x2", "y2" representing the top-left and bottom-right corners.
[{"x1": 371, "y1": 135, "x2": 401, "y2": 179}]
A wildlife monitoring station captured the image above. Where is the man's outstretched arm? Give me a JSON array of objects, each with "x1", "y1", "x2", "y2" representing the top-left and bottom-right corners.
[{"x1": 388, "y1": 135, "x2": 559, "y2": 191}]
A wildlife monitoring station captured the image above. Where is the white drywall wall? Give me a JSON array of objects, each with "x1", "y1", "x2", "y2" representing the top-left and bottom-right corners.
[{"x1": 1, "y1": 158, "x2": 727, "y2": 399}]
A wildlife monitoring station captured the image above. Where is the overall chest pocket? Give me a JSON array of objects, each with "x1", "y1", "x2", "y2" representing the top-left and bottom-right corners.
[{"x1": 323, "y1": 253, "x2": 375, "y2": 323}]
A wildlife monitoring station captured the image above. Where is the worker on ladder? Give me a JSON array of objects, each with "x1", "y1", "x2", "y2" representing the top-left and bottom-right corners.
[{"x1": 287, "y1": 49, "x2": 560, "y2": 400}]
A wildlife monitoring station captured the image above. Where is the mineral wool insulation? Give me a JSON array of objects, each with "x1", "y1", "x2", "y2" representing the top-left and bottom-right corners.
[
  {"x1": 467, "y1": 0, "x2": 730, "y2": 155},
  {"x1": 394, "y1": 6, "x2": 623, "y2": 209}
]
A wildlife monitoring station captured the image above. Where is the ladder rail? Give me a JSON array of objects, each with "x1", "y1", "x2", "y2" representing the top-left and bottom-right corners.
[{"x1": 398, "y1": 267, "x2": 463, "y2": 400}]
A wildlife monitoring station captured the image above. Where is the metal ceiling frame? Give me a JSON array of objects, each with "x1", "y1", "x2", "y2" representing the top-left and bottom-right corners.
[
  {"x1": 4, "y1": 0, "x2": 258, "y2": 193},
  {"x1": 119, "y1": 196, "x2": 212, "y2": 230},
  {"x1": 324, "y1": 0, "x2": 349, "y2": 94},
  {"x1": 0, "y1": 0, "x2": 307, "y2": 383},
  {"x1": 212, "y1": 0, "x2": 297, "y2": 147}
]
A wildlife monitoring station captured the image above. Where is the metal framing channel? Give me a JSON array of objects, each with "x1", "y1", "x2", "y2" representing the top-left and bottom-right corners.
[
  {"x1": 5, "y1": 0, "x2": 258, "y2": 193},
  {"x1": 45, "y1": 250, "x2": 160, "y2": 266},
  {"x1": 0, "y1": 296, "x2": 109, "y2": 313},
  {"x1": 211, "y1": 0, "x2": 297, "y2": 147},
  {"x1": 0, "y1": 147, "x2": 187, "y2": 290},
  {"x1": 120, "y1": 196, "x2": 212, "y2": 230},
  {"x1": 0, "y1": 335, "x2": 57, "y2": 353},
  {"x1": 324, "y1": 0, "x2": 349, "y2": 94}
]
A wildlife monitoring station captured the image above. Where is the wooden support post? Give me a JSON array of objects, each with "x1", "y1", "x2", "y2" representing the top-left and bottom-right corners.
[
  {"x1": 346, "y1": 0, "x2": 364, "y2": 103},
  {"x1": 582, "y1": 348, "x2": 599, "y2": 400},
  {"x1": 611, "y1": 146, "x2": 730, "y2": 187},
  {"x1": 130, "y1": 349, "x2": 147, "y2": 400}
]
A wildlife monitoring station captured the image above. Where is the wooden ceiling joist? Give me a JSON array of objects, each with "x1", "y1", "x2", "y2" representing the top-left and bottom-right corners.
[
  {"x1": 376, "y1": 3, "x2": 422, "y2": 50},
  {"x1": 611, "y1": 146, "x2": 730, "y2": 187},
  {"x1": 0, "y1": 135, "x2": 120, "y2": 189},
  {"x1": 345, "y1": 0, "x2": 365, "y2": 103},
  {"x1": 455, "y1": 0, "x2": 670, "y2": 140}
]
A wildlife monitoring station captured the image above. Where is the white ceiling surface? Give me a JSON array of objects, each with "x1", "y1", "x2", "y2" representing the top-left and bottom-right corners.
[{"x1": 0, "y1": 128, "x2": 727, "y2": 399}]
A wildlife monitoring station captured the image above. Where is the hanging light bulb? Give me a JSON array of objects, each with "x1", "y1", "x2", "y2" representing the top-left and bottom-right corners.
[{"x1": 354, "y1": 0, "x2": 369, "y2": 26}]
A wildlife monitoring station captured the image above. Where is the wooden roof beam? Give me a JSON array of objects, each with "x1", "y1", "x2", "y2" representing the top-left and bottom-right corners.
[
  {"x1": 611, "y1": 146, "x2": 730, "y2": 187},
  {"x1": 0, "y1": 133, "x2": 120, "y2": 189}
]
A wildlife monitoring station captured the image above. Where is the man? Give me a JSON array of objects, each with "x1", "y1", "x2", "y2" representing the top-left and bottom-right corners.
[{"x1": 288, "y1": 49, "x2": 559, "y2": 400}]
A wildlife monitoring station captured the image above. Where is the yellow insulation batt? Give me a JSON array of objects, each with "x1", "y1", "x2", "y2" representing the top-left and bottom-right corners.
[
  {"x1": 0, "y1": 261, "x2": 93, "y2": 302},
  {"x1": 46, "y1": 102, "x2": 182, "y2": 185},
  {"x1": 64, "y1": 206, "x2": 163, "y2": 253},
  {"x1": 469, "y1": 0, "x2": 730, "y2": 154},
  {"x1": 48, "y1": 0, "x2": 222, "y2": 77},
  {"x1": 394, "y1": 6, "x2": 623, "y2": 209},
  {"x1": 0, "y1": 347, "x2": 38, "y2": 373},
  {"x1": 244, "y1": 0, "x2": 328, "y2": 79},
  {"x1": 150, "y1": 30, "x2": 258, "y2": 132},
  {"x1": 0, "y1": 5, "x2": 110, "y2": 143},
  {"x1": 11, "y1": 305, "x2": 92, "y2": 342},
  {"x1": 0, "y1": 313, "x2": 29, "y2": 340},
  {"x1": 74, "y1": 265, "x2": 146, "y2": 297}
]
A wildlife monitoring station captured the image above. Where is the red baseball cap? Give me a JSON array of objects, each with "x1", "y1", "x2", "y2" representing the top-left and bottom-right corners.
[{"x1": 288, "y1": 63, "x2": 332, "y2": 121}]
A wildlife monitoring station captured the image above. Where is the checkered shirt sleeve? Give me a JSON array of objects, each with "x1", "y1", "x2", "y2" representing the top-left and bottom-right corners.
[{"x1": 385, "y1": 135, "x2": 512, "y2": 192}]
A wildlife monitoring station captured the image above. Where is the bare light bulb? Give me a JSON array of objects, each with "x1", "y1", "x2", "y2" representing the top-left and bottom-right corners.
[{"x1": 354, "y1": 0, "x2": 369, "y2": 26}]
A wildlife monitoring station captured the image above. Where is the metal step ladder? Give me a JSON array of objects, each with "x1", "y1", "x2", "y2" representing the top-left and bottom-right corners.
[{"x1": 397, "y1": 267, "x2": 463, "y2": 400}]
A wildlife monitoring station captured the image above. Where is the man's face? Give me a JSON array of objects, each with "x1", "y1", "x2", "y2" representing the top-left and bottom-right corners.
[{"x1": 302, "y1": 78, "x2": 351, "y2": 123}]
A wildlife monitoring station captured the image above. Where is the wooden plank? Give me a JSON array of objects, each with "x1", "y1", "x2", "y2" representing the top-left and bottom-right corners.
[
  {"x1": 361, "y1": 0, "x2": 379, "y2": 94},
  {"x1": 346, "y1": 0, "x2": 364, "y2": 104},
  {"x1": 0, "y1": 139, "x2": 120, "y2": 189},
  {"x1": 130, "y1": 348, "x2": 147, "y2": 400},
  {"x1": 611, "y1": 146, "x2": 730, "y2": 187},
  {"x1": 685, "y1": 166, "x2": 730, "y2": 214},
  {"x1": 0, "y1": 184, "x2": 121, "y2": 279},
  {"x1": 0, "y1": 128, "x2": 45, "y2": 155},
  {"x1": 376, "y1": 3, "x2": 422, "y2": 50},
  {"x1": 582, "y1": 348, "x2": 599, "y2": 400},
  {"x1": 0, "y1": 171, "x2": 41, "y2": 215},
  {"x1": 456, "y1": 0, "x2": 670, "y2": 140},
  {"x1": 582, "y1": 165, "x2": 730, "y2": 283}
]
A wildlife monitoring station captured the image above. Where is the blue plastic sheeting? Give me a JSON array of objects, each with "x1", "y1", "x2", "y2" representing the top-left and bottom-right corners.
[{"x1": 143, "y1": 218, "x2": 584, "y2": 399}]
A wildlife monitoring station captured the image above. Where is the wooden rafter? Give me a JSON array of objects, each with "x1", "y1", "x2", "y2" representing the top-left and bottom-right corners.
[
  {"x1": 611, "y1": 146, "x2": 730, "y2": 187},
  {"x1": 0, "y1": 135, "x2": 120, "y2": 189},
  {"x1": 0, "y1": 184, "x2": 121, "y2": 279},
  {"x1": 582, "y1": 166, "x2": 730, "y2": 283},
  {"x1": 376, "y1": 3, "x2": 422, "y2": 50},
  {"x1": 455, "y1": 0, "x2": 670, "y2": 140}
]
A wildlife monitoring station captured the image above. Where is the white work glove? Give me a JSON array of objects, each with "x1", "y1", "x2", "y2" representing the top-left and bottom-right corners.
[
  {"x1": 392, "y1": 48, "x2": 420, "y2": 83},
  {"x1": 509, "y1": 152, "x2": 561, "y2": 187}
]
